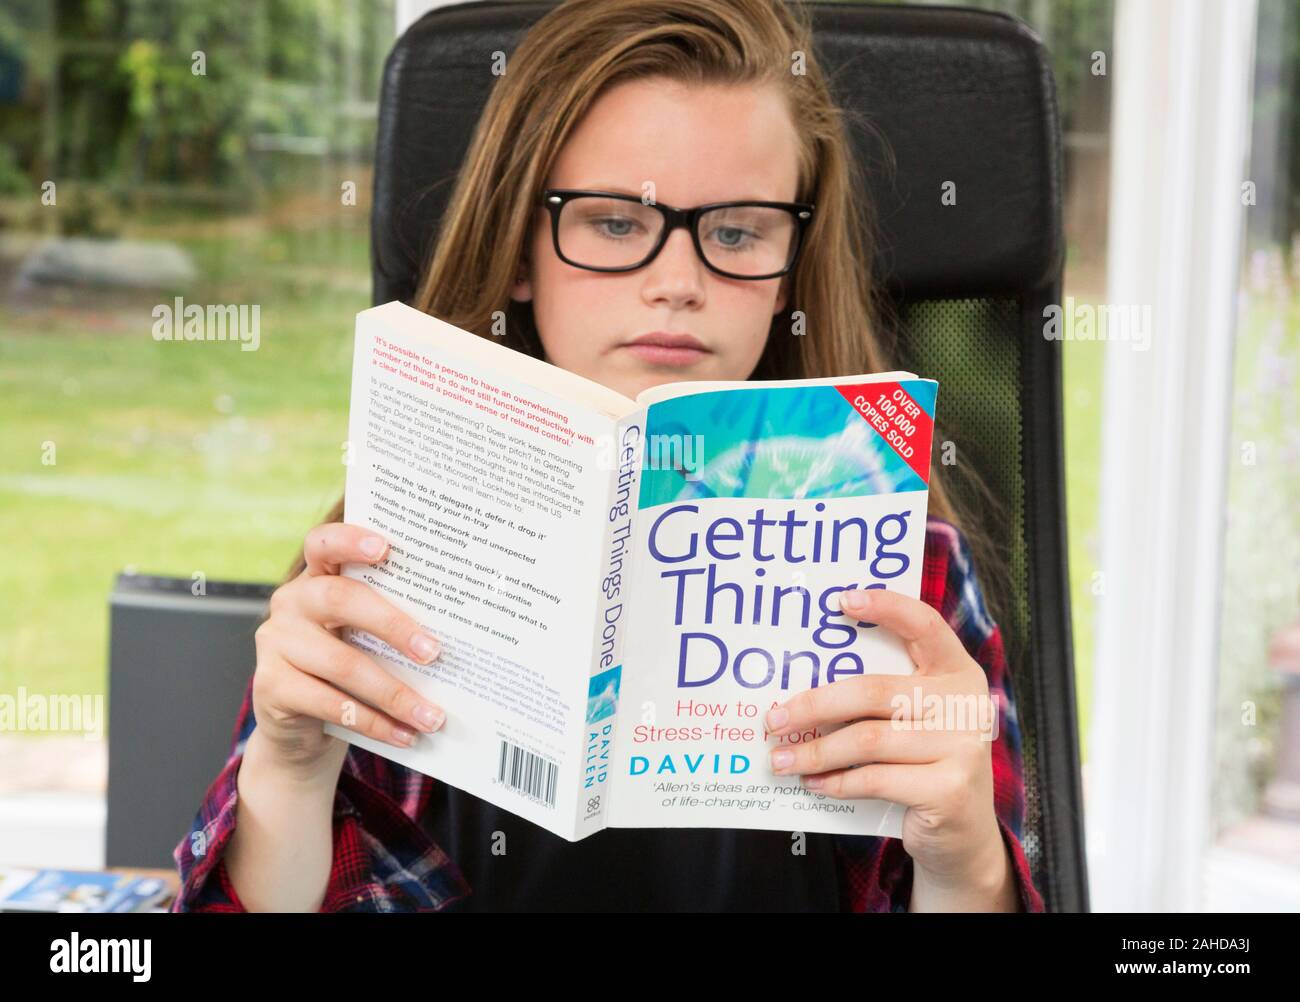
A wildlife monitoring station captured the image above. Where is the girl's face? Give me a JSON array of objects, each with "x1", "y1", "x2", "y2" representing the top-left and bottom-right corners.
[{"x1": 511, "y1": 77, "x2": 801, "y2": 401}]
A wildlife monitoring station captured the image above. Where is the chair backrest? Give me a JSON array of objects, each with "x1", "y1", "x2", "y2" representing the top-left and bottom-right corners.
[{"x1": 370, "y1": 0, "x2": 1087, "y2": 911}]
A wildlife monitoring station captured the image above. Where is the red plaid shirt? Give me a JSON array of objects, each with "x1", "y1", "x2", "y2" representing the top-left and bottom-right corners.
[{"x1": 172, "y1": 516, "x2": 1045, "y2": 912}]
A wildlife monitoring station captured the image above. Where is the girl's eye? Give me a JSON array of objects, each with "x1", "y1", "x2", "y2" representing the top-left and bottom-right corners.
[
  {"x1": 589, "y1": 216, "x2": 643, "y2": 239},
  {"x1": 707, "y1": 225, "x2": 761, "y2": 253}
]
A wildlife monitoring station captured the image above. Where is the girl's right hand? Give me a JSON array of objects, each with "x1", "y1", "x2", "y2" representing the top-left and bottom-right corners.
[{"x1": 250, "y1": 522, "x2": 447, "y2": 772}]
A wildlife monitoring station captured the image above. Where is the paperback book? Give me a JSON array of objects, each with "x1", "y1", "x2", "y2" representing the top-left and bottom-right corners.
[{"x1": 323, "y1": 301, "x2": 937, "y2": 841}]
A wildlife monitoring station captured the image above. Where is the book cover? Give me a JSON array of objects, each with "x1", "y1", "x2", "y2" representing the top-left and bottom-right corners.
[
  {"x1": 607, "y1": 378, "x2": 935, "y2": 838},
  {"x1": 0, "y1": 869, "x2": 170, "y2": 913},
  {"x1": 324, "y1": 302, "x2": 936, "y2": 843}
]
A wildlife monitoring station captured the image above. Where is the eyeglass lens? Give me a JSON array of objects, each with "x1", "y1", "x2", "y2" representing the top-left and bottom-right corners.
[{"x1": 556, "y1": 196, "x2": 797, "y2": 276}]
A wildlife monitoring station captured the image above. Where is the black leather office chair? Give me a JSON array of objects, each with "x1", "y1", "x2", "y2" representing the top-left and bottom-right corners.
[
  {"x1": 369, "y1": 0, "x2": 1087, "y2": 911},
  {"x1": 109, "y1": 0, "x2": 1086, "y2": 911}
]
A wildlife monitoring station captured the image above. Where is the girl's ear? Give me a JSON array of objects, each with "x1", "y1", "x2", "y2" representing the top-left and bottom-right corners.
[
  {"x1": 773, "y1": 275, "x2": 789, "y2": 316},
  {"x1": 510, "y1": 258, "x2": 532, "y2": 303}
]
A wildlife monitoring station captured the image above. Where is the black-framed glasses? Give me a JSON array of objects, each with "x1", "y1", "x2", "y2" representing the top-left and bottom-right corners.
[{"x1": 539, "y1": 188, "x2": 814, "y2": 280}]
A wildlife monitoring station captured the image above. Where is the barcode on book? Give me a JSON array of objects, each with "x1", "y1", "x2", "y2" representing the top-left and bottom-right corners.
[{"x1": 497, "y1": 740, "x2": 559, "y2": 809}]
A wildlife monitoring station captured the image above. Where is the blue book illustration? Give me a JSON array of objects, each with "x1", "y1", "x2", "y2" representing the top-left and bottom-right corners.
[{"x1": 0, "y1": 869, "x2": 170, "y2": 912}]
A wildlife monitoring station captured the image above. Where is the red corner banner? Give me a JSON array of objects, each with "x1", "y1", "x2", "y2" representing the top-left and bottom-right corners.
[{"x1": 833, "y1": 381, "x2": 935, "y2": 484}]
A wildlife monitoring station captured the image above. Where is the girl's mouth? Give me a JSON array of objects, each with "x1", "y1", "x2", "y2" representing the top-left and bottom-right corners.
[
  {"x1": 622, "y1": 343, "x2": 710, "y2": 366},
  {"x1": 622, "y1": 331, "x2": 710, "y2": 367}
]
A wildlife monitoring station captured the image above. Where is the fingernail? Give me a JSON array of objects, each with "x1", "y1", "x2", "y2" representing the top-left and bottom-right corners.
[
  {"x1": 411, "y1": 632, "x2": 440, "y2": 662},
  {"x1": 767, "y1": 706, "x2": 789, "y2": 729},
  {"x1": 392, "y1": 727, "x2": 415, "y2": 746},
  {"x1": 360, "y1": 535, "x2": 386, "y2": 558},
  {"x1": 840, "y1": 588, "x2": 872, "y2": 611},
  {"x1": 772, "y1": 749, "x2": 794, "y2": 771},
  {"x1": 804, "y1": 776, "x2": 824, "y2": 790},
  {"x1": 413, "y1": 703, "x2": 444, "y2": 732}
]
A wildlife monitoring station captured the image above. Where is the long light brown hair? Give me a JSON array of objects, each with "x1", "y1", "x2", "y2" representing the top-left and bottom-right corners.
[{"x1": 289, "y1": 0, "x2": 1006, "y2": 632}]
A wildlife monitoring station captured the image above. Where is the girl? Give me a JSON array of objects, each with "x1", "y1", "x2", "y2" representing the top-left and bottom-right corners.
[{"x1": 173, "y1": 0, "x2": 1044, "y2": 913}]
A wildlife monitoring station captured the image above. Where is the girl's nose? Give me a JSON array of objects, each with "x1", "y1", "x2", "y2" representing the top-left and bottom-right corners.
[{"x1": 641, "y1": 229, "x2": 706, "y2": 305}]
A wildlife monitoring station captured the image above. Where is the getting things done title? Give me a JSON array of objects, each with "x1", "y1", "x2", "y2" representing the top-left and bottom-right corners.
[{"x1": 647, "y1": 499, "x2": 914, "y2": 693}]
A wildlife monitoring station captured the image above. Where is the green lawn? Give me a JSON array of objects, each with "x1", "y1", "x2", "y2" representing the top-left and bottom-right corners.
[{"x1": 0, "y1": 213, "x2": 368, "y2": 699}]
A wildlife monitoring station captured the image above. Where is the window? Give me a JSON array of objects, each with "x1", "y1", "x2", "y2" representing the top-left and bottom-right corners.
[{"x1": 0, "y1": 1, "x2": 394, "y2": 840}]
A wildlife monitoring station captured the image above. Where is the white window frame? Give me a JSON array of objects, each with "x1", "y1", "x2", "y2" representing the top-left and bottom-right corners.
[
  {"x1": 398, "y1": 0, "x2": 457, "y2": 34},
  {"x1": 1088, "y1": 0, "x2": 1258, "y2": 912}
]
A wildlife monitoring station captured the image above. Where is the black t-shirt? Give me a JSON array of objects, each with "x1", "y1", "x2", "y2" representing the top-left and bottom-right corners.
[{"x1": 428, "y1": 783, "x2": 842, "y2": 912}]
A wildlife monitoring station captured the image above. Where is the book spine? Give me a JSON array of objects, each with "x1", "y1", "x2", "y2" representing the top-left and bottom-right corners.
[{"x1": 570, "y1": 408, "x2": 645, "y2": 840}]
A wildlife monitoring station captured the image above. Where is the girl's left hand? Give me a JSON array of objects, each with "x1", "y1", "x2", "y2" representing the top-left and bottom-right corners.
[{"x1": 765, "y1": 586, "x2": 1011, "y2": 905}]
